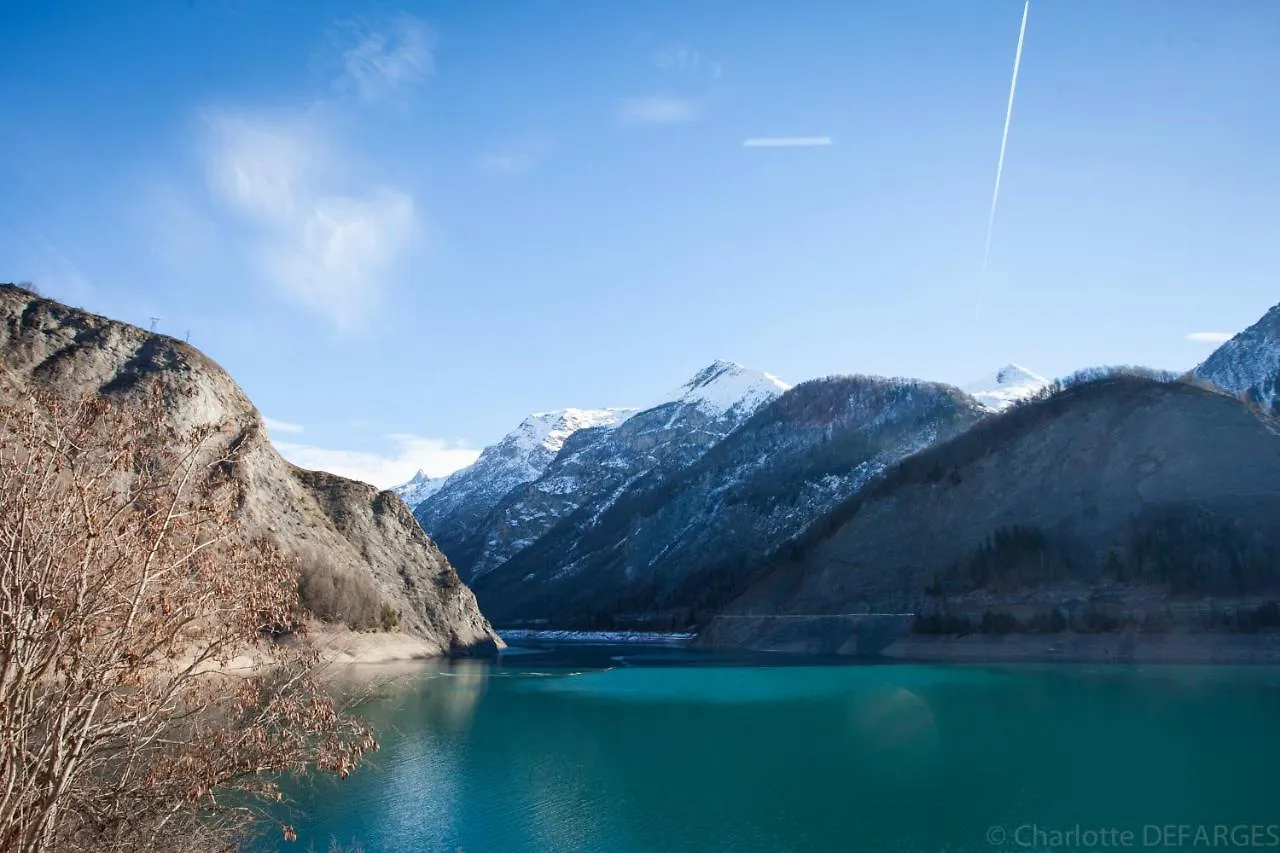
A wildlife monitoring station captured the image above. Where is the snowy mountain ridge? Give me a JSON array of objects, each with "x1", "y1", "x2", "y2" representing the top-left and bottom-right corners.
[
  {"x1": 394, "y1": 362, "x2": 784, "y2": 505},
  {"x1": 656, "y1": 359, "x2": 791, "y2": 418},
  {"x1": 408, "y1": 360, "x2": 790, "y2": 580},
  {"x1": 1193, "y1": 302, "x2": 1280, "y2": 413},
  {"x1": 506, "y1": 408, "x2": 637, "y2": 475},
  {"x1": 390, "y1": 469, "x2": 446, "y2": 507}
]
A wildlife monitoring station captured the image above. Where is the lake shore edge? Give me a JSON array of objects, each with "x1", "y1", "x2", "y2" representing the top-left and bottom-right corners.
[{"x1": 876, "y1": 632, "x2": 1280, "y2": 664}]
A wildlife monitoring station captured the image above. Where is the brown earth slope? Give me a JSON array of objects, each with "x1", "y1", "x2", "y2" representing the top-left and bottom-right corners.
[{"x1": 0, "y1": 284, "x2": 501, "y2": 656}]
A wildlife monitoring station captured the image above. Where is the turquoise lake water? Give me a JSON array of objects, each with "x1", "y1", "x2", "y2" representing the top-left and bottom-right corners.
[{"x1": 266, "y1": 645, "x2": 1280, "y2": 852}]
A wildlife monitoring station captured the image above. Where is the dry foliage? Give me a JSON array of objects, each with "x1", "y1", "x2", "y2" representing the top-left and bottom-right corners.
[
  {"x1": 0, "y1": 390, "x2": 376, "y2": 852},
  {"x1": 296, "y1": 546, "x2": 394, "y2": 632}
]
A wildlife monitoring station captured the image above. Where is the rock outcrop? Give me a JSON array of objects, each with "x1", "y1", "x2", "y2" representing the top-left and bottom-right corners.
[{"x1": 0, "y1": 284, "x2": 501, "y2": 656}]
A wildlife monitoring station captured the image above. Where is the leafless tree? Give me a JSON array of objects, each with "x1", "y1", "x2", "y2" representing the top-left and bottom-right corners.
[{"x1": 0, "y1": 390, "x2": 376, "y2": 852}]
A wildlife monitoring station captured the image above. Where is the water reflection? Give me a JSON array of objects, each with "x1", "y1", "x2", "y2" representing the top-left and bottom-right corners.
[
  {"x1": 269, "y1": 651, "x2": 1280, "y2": 853},
  {"x1": 846, "y1": 685, "x2": 939, "y2": 785}
]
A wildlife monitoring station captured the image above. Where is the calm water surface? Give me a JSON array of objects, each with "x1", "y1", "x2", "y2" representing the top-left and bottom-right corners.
[{"x1": 267, "y1": 645, "x2": 1280, "y2": 852}]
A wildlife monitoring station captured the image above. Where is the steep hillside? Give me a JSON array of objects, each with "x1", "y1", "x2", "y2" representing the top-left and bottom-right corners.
[
  {"x1": 0, "y1": 284, "x2": 500, "y2": 655},
  {"x1": 412, "y1": 407, "x2": 634, "y2": 564},
  {"x1": 422, "y1": 360, "x2": 788, "y2": 579},
  {"x1": 700, "y1": 376, "x2": 1280, "y2": 653},
  {"x1": 473, "y1": 376, "x2": 985, "y2": 626},
  {"x1": 1194, "y1": 301, "x2": 1280, "y2": 413}
]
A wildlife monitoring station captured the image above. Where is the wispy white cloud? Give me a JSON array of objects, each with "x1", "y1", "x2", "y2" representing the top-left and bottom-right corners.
[
  {"x1": 260, "y1": 190, "x2": 415, "y2": 326},
  {"x1": 335, "y1": 14, "x2": 435, "y2": 103},
  {"x1": 653, "y1": 45, "x2": 723, "y2": 79},
  {"x1": 618, "y1": 96, "x2": 699, "y2": 124},
  {"x1": 475, "y1": 153, "x2": 533, "y2": 175},
  {"x1": 263, "y1": 416, "x2": 304, "y2": 435},
  {"x1": 474, "y1": 135, "x2": 553, "y2": 176},
  {"x1": 743, "y1": 137, "x2": 834, "y2": 148},
  {"x1": 1185, "y1": 331, "x2": 1233, "y2": 344},
  {"x1": 653, "y1": 46, "x2": 699, "y2": 72},
  {"x1": 272, "y1": 433, "x2": 479, "y2": 489},
  {"x1": 205, "y1": 112, "x2": 318, "y2": 223},
  {"x1": 203, "y1": 109, "x2": 418, "y2": 332}
]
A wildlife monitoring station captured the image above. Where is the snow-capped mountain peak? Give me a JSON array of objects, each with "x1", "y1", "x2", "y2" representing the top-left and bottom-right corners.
[
  {"x1": 390, "y1": 468, "x2": 446, "y2": 507},
  {"x1": 660, "y1": 359, "x2": 791, "y2": 417},
  {"x1": 411, "y1": 407, "x2": 637, "y2": 520},
  {"x1": 511, "y1": 407, "x2": 637, "y2": 457},
  {"x1": 963, "y1": 363, "x2": 1050, "y2": 411}
]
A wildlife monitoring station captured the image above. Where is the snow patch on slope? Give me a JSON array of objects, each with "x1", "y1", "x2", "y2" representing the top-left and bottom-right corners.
[
  {"x1": 514, "y1": 408, "x2": 637, "y2": 458},
  {"x1": 654, "y1": 360, "x2": 790, "y2": 417},
  {"x1": 1194, "y1": 303, "x2": 1280, "y2": 412},
  {"x1": 963, "y1": 364, "x2": 1050, "y2": 411}
]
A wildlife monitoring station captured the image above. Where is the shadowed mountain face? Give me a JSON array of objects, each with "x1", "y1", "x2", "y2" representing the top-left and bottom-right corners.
[
  {"x1": 414, "y1": 361, "x2": 789, "y2": 583},
  {"x1": 699, "y1": 377, "x2": 1280, "y2": 653},
  {"x1": 0, "y1": 284, "x2": 500, "y2": 655},
  {"x1": 1194, "y1": 301, "x2": 1280, "y2": 414},
  {"x1": 471, "y1": 376, "x2": 987, "y2": 626}
]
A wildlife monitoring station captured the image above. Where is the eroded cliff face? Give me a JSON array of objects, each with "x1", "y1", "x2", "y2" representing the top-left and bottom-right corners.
[
  {"x1": 699, "y1": 377, "x2": 1280, "y2": 653},
  {"x1": 0, "y1": 284, "x2": 500, "y2": 656}
]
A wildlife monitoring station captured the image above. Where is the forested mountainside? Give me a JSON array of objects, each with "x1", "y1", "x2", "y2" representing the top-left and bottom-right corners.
[{"x1": 699, "y1": 376, "x2": 1280, "y2": 654}]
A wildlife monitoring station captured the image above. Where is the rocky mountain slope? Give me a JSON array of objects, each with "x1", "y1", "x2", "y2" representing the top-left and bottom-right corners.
[
  {"x1": 1194, "y1": 300, "x2": 1280, "y2": 413},
  {"x1": 699, "y1": 376, "x2": 1280, "y2": 654},
  {"x1": 471, "y1": 375, "x2": 987, "y2": 626},
  {"x1": 412, "y1": 406, "x2": 636, "y2": 572},
  {"x1": 416, "y1": 361, "x2": 789, "y2": 579},
  {"x1": 0, "y1": 284, "x2": 500, "y2": 655}
]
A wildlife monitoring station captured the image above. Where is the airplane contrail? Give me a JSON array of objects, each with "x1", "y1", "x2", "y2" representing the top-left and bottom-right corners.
[{"x1": 975, "y1": 0, "x2": 1030, "y2": 322}]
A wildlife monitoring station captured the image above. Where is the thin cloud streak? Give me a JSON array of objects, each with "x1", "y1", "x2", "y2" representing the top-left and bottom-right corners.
[
  {"x1": 742, "y1": 137, "x2": 833, "y2": 148},
  {"x1": 618, "y1": 96, "x2": 699, "y2": 124},
  {"x1": 976, "y1": 0, "x2": 1031, "y2": 322},
  {"x1": 1185, "y1": 332, "x2": 1233, "y2": 344},
  {"x1": 474, "y1": 136, "x2": 552, "y2": 176}
]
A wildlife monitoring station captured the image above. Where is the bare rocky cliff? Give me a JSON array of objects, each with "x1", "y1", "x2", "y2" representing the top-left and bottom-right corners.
[
  {"x1": 0, "y1": 284, "x2": 501, "y2": 656},
  {"x1": 699, "y1": 376, "x2": 1280, "y2": 653}
]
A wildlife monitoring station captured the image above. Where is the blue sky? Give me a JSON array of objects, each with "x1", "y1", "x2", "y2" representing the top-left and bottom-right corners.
[{"x1": 3, "y1": 0, "x2": 1279, "y2": 487}]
